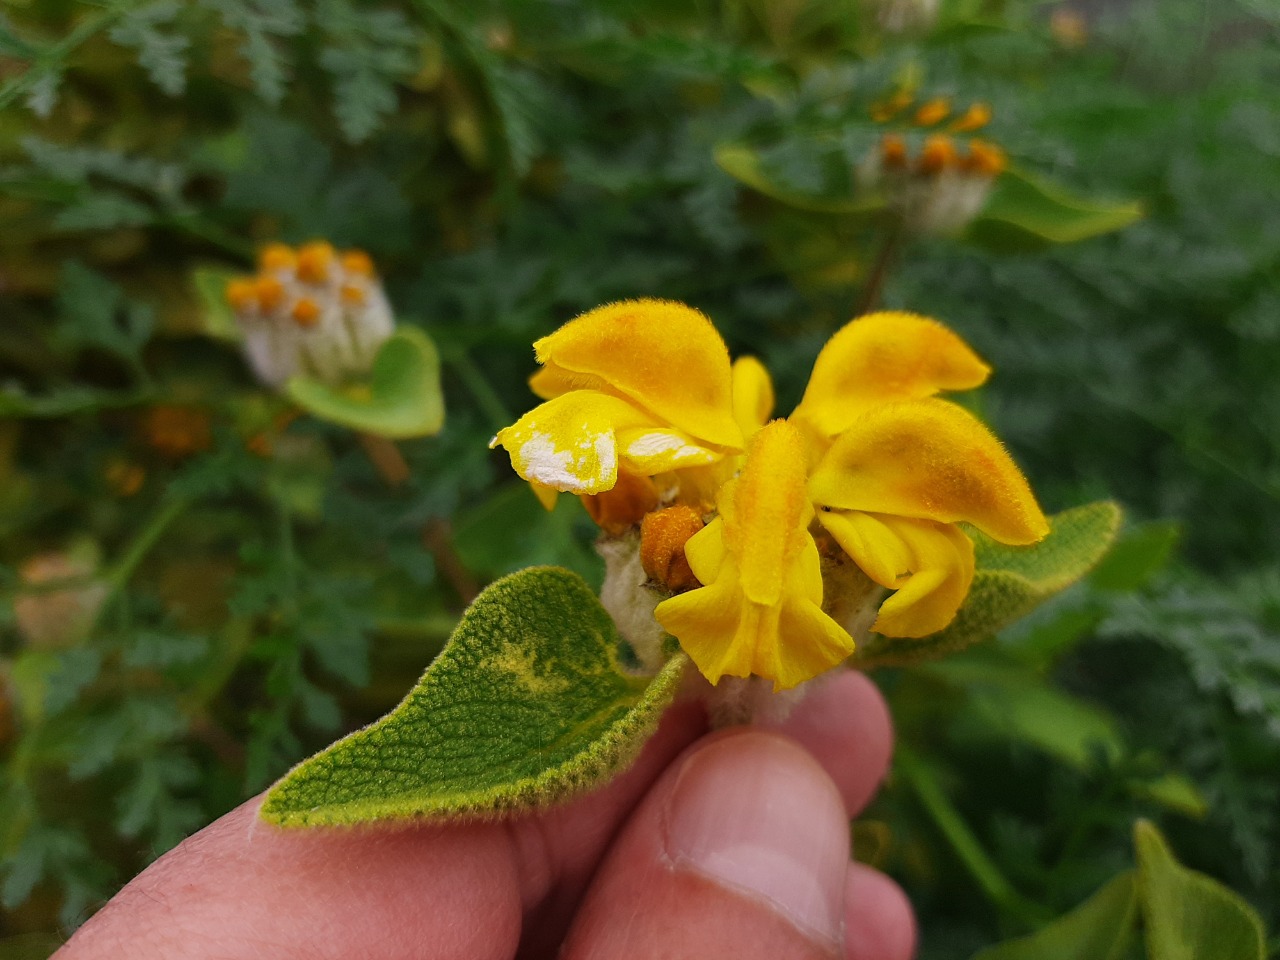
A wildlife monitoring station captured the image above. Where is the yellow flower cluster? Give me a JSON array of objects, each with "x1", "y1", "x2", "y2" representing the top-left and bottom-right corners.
[
  {"x1": 225, "y1": 242, "x2": 394, "y2": 387},
  {"x1": 493, "y1": 301, "x2": 1048, "y2": 690}
]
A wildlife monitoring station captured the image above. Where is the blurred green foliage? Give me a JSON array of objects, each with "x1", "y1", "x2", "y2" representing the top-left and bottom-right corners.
[{"x1": 1, "y1": 0, "x2": 1277, "y2": 955}]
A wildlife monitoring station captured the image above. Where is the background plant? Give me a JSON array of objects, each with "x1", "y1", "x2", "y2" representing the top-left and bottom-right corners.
[{"x1": 1, "y1": 0, "x2": 1277, "y2": 956}]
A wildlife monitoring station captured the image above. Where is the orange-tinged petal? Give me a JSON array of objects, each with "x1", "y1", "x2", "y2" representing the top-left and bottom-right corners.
[
  {"x1": 824, "y1": 514, "x2": 975, "y2": 638},
  {"x1": 809, "y1": 398, "x2": 1049, "y2": 544},
  {"x1": 531, "y1": 299, "x2": 742, "y2": 450},
  {"x1": 731, "y1": 356, "x2": 775, "y2": 438},
  {"x1": 794, "y1": 311, "x2": 991, "y2": 438},
  {"x1": 654, "y1": 420, "x2": 855, "y2": 690},
  {"x1": 720, "y1": 421, "x2": 810, "y2": 606},
  {"x1": 490, "y1": 391, "x2": 651, "y2": 494}
]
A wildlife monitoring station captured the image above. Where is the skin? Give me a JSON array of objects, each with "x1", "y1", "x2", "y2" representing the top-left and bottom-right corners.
[{"x1": 55, "y1": 670, "x2": 915, "y2": 960}]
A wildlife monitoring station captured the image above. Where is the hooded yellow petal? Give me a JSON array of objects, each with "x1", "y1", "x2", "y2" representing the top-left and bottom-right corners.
[
  {"x1": 730, "y1": 356, "x2": 775, "y2": 439},
  {"x1": 809, "y1": 398, "x2": 1049, "y2": 544},
  {"x1": 794, "y1": 311, "x2": 991, "y2": 438},
  {"x1": 821, "y1": 514, "x2": 976, "y2": 638},
  {"x1": 654, "y1": 420, "x2": 855, "y2": 691},
  {"x1": 531, "y1": 299, "x2": 742, "y2": 450},
  {"x1": 491, "y1": 391, "x2": 651, "y2": 494}
]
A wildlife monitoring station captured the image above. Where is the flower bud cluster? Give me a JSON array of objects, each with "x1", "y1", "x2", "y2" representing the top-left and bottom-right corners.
[
  {"x1": 225, "y1": 242, "x2": 394, "y2": 388},
  {"x1": 862, "y1": 96, "x2": 1006, "y2": 235}
]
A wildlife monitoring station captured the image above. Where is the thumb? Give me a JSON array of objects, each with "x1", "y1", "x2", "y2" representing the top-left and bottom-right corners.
[{"x1": 562, "y1": 729, "x2": 851, "y2": 960}]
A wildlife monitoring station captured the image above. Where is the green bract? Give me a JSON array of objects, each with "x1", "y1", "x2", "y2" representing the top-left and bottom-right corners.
[
  {"x1": 284, "y1": 326, "x2": 445, "y2": 439},
  {"x1": 261, "y1": 567, "x2": 687, "y2": 826}
]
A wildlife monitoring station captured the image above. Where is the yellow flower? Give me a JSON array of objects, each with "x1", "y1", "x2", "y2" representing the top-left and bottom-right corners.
[
  {"x1": 655, "y1": 421, "x2": 855, "y2": 690},
  {"x1": 490, "y1": 299, "x2": 745, "y2": 508},
  {"x1": 494, "y1": 302, "x2": 1049, "y2": 689}
]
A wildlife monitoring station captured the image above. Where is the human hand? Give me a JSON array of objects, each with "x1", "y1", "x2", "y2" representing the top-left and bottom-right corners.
[{"x1": 56, "y1": 670, "x2": 914, "y2": 959}]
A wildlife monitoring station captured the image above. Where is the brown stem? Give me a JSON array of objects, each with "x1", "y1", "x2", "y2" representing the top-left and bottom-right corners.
[
  {"x1": 423, "y1": 518, "x2": 480, "y2": 606},
  {"x1": 853, "y1": 220, "x2": 905, "y2": 318},
  {"x1": 357, "y1": 433, "x2": 411, "y2": 488}
]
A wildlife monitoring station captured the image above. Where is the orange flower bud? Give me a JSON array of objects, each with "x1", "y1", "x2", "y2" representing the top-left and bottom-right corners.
[
  {"x1": 341, "y1": 249, "x2": 375, "y2": 277},
  {"x1": 880, "y1": 133, "x2": 909, "y2": 170},
  {"x1": 963, "y1": 139, "x2": 1007, "y2": 177},
  {"x1": 951, "y1": 102, "x2": 992, "y2": 133},
  {"x1": 255, "y1": 276, "x2": 286, "y2": 312},
  {"x1": 640, "y1": 505, "x2": 705, "y2": 593},
  {"x1": 296, "y1": 241, "x2": 336, "y2": 283},
  {"x1": 225, "y1": 277, "x2": 258, "y2": 313},
  {"x1": 258, "y1": 243, "x2": 297, "y2": 271},
  {"x1": 913, "y1": 97, "x2": 950, "y2": 127},
  {"x1": 917, "y1": 135, "x2": 957, "y2": 175},
  {"x1": 582, "y1": 470, "x2": 660, "y2": 535},
  {"x1": 291, "y1": 297, "x2": 322, "y2": 328}
]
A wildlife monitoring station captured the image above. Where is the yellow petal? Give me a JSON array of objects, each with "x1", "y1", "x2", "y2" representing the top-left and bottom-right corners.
[
  {"x1": 616, "y1": 426, "x2": 725, "y2": 474},
  {"x1": 824, "y1": 514, "x2": 972, "y2": 642},
  {"x1": 531, "y1": 299, "x2": 742, "y2": 449},
  {"x1": 730, "y1": 356, "x2": 775, "y2": 439},
  {"x1": 809, "y1": 397, "x2": 1049, "y2": 544},
  {"x1": 816, "y1": 509, "x2": 912, "y2": 588},
  {"x1": 491, "y1": 391, "x2": 651, "y2": 494},
  {"x1": 530, "y1": 481, "x2": 559, "y2": 510},
  {"x1": 654, "y1": 420, "x2": 855, "y2": 691},
  {"x1": 720, "y1": 420, "x2": 810, "y2": 606},
  {"x1": 794, "y1": 311, "x2": 991, "y2": 438}
]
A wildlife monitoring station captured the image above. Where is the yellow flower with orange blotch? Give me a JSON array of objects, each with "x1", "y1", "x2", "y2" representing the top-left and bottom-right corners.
[{"x1": 493, "y1": 300, "x2": 1049, "y2": 690}]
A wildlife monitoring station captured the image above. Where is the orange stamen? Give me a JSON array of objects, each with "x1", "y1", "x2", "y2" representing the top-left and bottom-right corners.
[
  {"x1": 640, "y1": 505, "x2": 705, "y2": 593},
  {"x1": 880, "y1": 134, "x2": 909, "y2": 170},
  {"x1": 340, "y1": 283, "x2": 366, "y2": 305}
]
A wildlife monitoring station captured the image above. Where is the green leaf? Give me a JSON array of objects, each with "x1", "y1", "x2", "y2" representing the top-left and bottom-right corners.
[
  {"x1": 856, "y1": 501, "x2": 1122, "y2": 667},
  {"x1": 714, "y1": 142, "x2": 885, "y2": 215},
  {"x1": 967, "y1": 168, "x2": 1144, "y2": 251},
  {"x1": 261, "y1": 567, "x2": 688, "y2": 825},
  {"x1": 1130, "y1": 773, "x2": 1209, "y2": 820},
  {"x1": 1134, "y1": 820, "x2": 1267, "y2": 960},
  {"x1": 1089, "y1": 521, "x2": 1181, "y2": 592},
  {"x1": 284, "y1": 327, "x2": 445, "y2": 439},
  {"x1": 971, "y1": 871, "x2": 1139, "y2": 960},
  {"x1": 190, "y1": 266, "x2": 244, "y2": 342}
]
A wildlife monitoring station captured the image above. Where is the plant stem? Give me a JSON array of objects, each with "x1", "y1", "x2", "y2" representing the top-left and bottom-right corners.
[
  {"x1": 423, "y1": 518, "x2": 479, "y2": 606},
  {"x1": 105, "y1": 495, "x2": 188, "y2": 591},
  {"x1": 357, "y1": 432, "x2": 411, "y2": 488},
  {"x1": 853, "y1": 220, "x2": 905, "y2": 317}
]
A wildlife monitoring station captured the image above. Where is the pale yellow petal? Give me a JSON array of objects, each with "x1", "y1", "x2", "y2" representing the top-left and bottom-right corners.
[
  {"x1": 868, "y1": 516, "x2": 975, "y2": 638},
  {"x1": 530, "y1": 481, "x2": 559, "y2": 510},
  {"x1": 771, "y1": 594, "x2": 857, "y2": 690},
  {"x1": 808, "y1": 397, "x2": 1049, "y2": 544},
  {"x1": 491, "y1": 391, "x2": 651, "y2": 494},
  {"x1": 795, "y1": 311, "x2": 991, "y2": 438},
  {"x1": 531, "y1": 299, "x2": 742, "y2": 449},
  {"x1": 616, "y1": 426, "x2": 724, "y2": 474},
  {"x1": 817, "y1": 509, "x2": 912, "y2": 588},
  {"x1": 681, "y1": 516, "x2": 728, "y2": 586},
  {"x1": 731, "y1": 356, "x2": 775, "y2": 438}
]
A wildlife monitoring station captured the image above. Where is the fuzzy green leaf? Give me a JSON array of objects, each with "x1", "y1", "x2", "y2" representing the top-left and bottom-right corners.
[
  {"x1": 1134, "y1": 820, "x2": 1267, "y2": 960},
  {"x1": 284, "y1": 326, "x2": 445, "y2": 439},
  {"x1": 714, "y1": 142, "x2": 885, "y2": 215},
  {"x1": 968, "y1": 168, "x2": 1144, "y2": 251},
  {"x1": 856, "y1": 501, "x2": 1122, "y2": 667},
  {"x1": 971, "y1": 871, "x2": 1139, "y2": 960},
  {"x1": 261, "y1": 567, "x2": 688, "y2": 826}
]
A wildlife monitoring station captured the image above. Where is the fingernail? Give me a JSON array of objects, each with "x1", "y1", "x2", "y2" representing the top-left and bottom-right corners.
[{"x1": 663, "y1": 732, "x2": 848, "y2": 945}]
